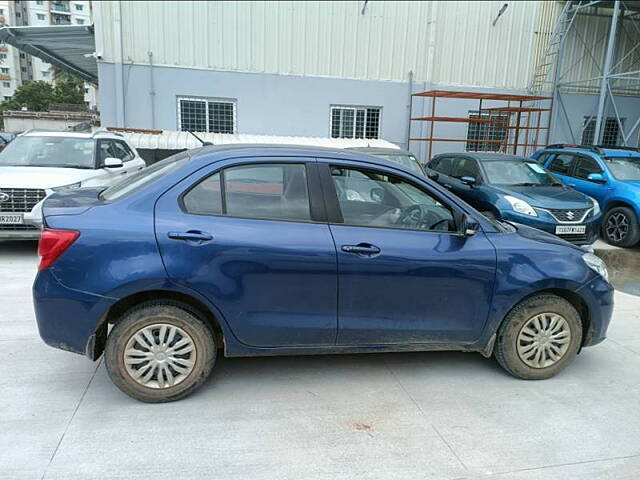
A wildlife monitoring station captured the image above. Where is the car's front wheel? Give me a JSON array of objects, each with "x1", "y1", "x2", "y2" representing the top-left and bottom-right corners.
[
  {"x1": 602, "y1": 206, "x2": 640, "y2": 247},
  {"x1": 494, "y1": 294, "x2": 582, "y2": 380},
  {"x1": 105, "y1": 301, "x2": 216, "y2": 402}
]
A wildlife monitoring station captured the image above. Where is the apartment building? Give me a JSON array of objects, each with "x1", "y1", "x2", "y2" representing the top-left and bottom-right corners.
[{"x1": 0, "y1": 0, "x2": 95, "y2": 106}]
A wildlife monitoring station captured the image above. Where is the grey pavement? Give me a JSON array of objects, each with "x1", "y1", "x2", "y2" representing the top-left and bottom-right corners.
[{"x1": 1, "y1": 241, "x2": 639, "y2": 480}]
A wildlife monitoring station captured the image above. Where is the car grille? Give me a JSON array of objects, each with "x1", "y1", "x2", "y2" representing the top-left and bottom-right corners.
[
  {"x1": 556, "y1": 233, "x2": 588, "y2": 243},
  {"x1": 547, "y1": 208, "x2": 590, "y2": 223},
  {"x1": 0, "y1": 188, "x2": 47, "y2": 213},
  {"x1": 0, "y1": 224, "x2": 39, "y2": 231}
]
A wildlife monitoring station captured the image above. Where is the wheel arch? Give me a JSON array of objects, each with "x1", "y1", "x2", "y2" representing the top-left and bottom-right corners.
[{"x1": 88, "y1": 289, "x2": 226, "y2": 360}]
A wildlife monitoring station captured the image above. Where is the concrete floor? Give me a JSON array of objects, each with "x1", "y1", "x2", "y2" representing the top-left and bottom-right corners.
[{"x1": 1, "y1": 241, "x2": 639, "y2": 480}]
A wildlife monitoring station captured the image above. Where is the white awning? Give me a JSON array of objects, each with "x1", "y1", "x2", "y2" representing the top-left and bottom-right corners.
[
  {"x1": 0, "y1": 25, "x2": 97, "y2": 83},
  {"x1": 114, "y1": 130, "x2": 401, "y2": 151}
]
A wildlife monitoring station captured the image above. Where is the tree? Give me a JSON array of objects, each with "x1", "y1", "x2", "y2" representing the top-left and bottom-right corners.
[
  {"x1": 0, "y1": 80, "x2": 55, "y2": 112},
  {"x1": 51, "y1": 68, "x2": 86, "y2": 105}
]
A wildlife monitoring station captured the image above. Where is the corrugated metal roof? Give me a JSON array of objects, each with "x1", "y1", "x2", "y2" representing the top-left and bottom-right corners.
[
  {"x1": 120, "y1": 130, "x2": 401, "y2": 151},
  {"x1": 0, "y1": 25, "x2": 97, "y2": 83}
]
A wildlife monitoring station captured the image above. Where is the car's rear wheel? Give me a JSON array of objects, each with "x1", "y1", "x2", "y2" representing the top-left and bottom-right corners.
[
  {"x1": 494, "y1": 294, "x2": 582, "y2": 380},
  {"x1": 105, "y1": 301, "x2": 216, "y2": 403},
  {"x1": 602, "y1": 206, "x2": 640, "y2": 247}
]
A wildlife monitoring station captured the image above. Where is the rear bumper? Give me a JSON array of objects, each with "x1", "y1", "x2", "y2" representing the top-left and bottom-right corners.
[
  {"x1": 500, "y1": 210, "x2": 601, "y2": 245},
  {"x1": 577, "y1": 274, "x2": 615, "y2": 347},
  {"x1": 32, "y1": 268, "x2": 116, "y2": 357}
]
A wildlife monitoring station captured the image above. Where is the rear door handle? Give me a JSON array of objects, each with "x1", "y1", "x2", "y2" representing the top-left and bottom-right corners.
[
  {"x1": 168, "y1": 230, "x2": 213, "y2": 242},
  {"x1": 341, "y1": 243, "x2": 381, "y2": 256}
]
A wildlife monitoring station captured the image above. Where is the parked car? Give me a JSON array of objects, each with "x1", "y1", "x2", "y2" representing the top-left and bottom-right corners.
[
  {"x1": 426, "y1": 152, "x2": 602, "y2": 246},
  {"x1": 33, "y1": 145, "x2": 613, "y2": 402},
  {"x1": 346, "y1": 147, "x2": 425, "y2": 176},
  {"x1": 0, "y1": 130, "x2": 145, "y2": 239},
  {"x1": 532, "y1": 144, "x2": 640, "y2": 247}
]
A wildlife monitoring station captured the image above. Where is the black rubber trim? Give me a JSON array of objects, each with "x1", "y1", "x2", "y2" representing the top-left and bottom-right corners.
[
  {"x1": 316, "y1": 163, "x2": 344, "y2": 224},
  {"x1": 306, "y1": 163, "x2": 328, "y2": 222}
]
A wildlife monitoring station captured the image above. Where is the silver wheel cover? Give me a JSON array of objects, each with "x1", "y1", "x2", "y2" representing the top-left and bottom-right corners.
[
  {"x1": 516, "y1": 313, "x2": 571, "y2": 369},
  {"x1": 123, "y1": 323, "x2": 197, "y2": 389}
]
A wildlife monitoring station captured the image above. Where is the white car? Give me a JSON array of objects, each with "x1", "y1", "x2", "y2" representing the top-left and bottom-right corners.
[{"x1": 0, "y1": 130, "x2": 146, "y2": 240}]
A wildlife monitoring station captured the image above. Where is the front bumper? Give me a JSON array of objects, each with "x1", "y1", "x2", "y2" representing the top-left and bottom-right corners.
[
  {"x1": 577, "y1": 274, "x2": 615, "y2": 347},
  {"x1": 0, "y1": 225, "x2": 41, "y2": 240},
  {"x1": 33, "y1": 268, "x2": 116, "y2": 356},
  {"x1": 499, "y1": 210, "x2": 601, "y2": 245}
]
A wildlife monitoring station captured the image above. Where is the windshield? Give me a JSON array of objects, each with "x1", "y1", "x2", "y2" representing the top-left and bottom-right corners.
[
  {"x1": 483, "y1": 160, "x2": 560, "y2": 186},
  {"x1": 0, "y1": 136, "x2": 95, "y2": 169},
  {"x1": 377, "y1": 154, "x2": 425, "y2": 176},
  {"x1": 605, "y1": 156, "x2": 640, "y2": 181},
  {"x1": 101, "y1": 153, "x2": 190, "y2": 201}
]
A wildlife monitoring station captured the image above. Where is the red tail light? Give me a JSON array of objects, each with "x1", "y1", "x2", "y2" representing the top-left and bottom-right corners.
[{"x1": 38, "y1": 228, "x2": 80, "y2": 271}]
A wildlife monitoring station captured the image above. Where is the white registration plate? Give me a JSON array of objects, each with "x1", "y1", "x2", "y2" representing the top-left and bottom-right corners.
[
  {"x1": 556, "y1": 225, "x2": 586, "y2": 235},
  {"x1": 0, "y1": 214, "x2": 24, "y2": 225}
]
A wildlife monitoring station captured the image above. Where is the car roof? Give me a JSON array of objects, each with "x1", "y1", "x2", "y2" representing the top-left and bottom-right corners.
[
  {"x1": 187, "y1": 143, "x2": 422, "y2": 174},
  {"x1": 19, "y1": 130, "x2": 125, "y2": 140},
  {"x1": 542, "y1": 146, "x2": 640, "y2": 157},
  {"x1": 346, "y1": 147, "x2": 412, "y2": 156},
  {"x1": 433, "y1": 152, "x2": 529, "y2": 162}
]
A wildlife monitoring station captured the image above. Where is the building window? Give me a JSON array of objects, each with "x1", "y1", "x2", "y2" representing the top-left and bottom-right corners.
[
  {"x1": 177, "y1": 97, "x2": 236, "y2": 133},
  {"x1": 4, "y1": 96, "x2": 11, "y2": 100},
  {"x1": 36, "y1": 13, "x2": 45, "y2": 20},
  {"x1": 1, "y1": 67, "x2": 9, "y2": 74},
  {"x1": 75, "y1": 4, "x2": 84, "y2": 10},
  {"x1": 36, "y1": 0, "x2": 43, "y2": 4},
  {"x1": 465, "y1": 111, "x2": 510, "y2": 152},
  {"x1": 21, "y1": 67, "x2": 27, "y2": 72},
  {"x1": 582, "y1": 117, "x2": 623, "y2": 147},
  {"x1": 19, "y1": 53, "x2": 25, "y2": 58},
  {"x1": 2, "y1": 82, "x2": 9, "y2": 87},
  {"x1": 15, "y1": 12, "x2": 21, "y2": 18},
  {"x1": 84, "y1": 87, "x2": 89, "y2": 93},
  {"x1": 330, "y1": 106, "x2": 381, "y2": 139},
  {"x1": 42, "y1": 70, "x2": 50, "y2": 77},
  {"x1": 76, "y1": 18, "x2": 84, "y2": 24}
]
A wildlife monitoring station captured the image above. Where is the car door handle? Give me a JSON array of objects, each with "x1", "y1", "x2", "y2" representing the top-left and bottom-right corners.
[
  {"x1": 167, "y1": 230, "x2": 213, "y2": 242},
  {"x1": 341, "y1": 243, "x2": 381, "y2": 256},
  {"x1": 443, "y1": 183, "x2": 453, "y2": 189}
]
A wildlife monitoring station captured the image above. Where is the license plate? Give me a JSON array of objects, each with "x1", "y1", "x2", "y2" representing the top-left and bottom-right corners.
[
  {"x1": 0, "y1": 214, "x2": 23, "y2": 225},
  {"x1": 556, "y1": 225, "x2": 586, "y2": 235}
]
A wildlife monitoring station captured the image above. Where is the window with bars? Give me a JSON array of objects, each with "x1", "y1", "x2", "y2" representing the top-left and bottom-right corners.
[
  {"x1": 330, "y1": 106, "x2": 381, "y2": 139},
  {"x1": 465, "y1": 111, "x2": 510, "y2": 152},
  {"x1": 581, "y1": 117, "x2": 624, "y2": 147},
  {"x1": 177, "y1": 97, "x2": 236, "y2": 134}
]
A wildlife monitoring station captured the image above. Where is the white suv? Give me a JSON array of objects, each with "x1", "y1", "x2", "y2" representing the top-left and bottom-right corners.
[{"x1": 0, "y1": 130, "x2": 146, "y2": 240}]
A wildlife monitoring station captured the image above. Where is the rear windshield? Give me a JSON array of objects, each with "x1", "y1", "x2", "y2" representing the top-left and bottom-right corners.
[
  {"x1": 101, "y1": 153, "x2": 190, "y2": 201},
  {"x1": 377, "y1": 154, "x2": 425, "y2": 176}
]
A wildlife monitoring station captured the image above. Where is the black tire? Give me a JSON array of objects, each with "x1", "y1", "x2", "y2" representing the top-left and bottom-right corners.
[
  {"x1": 602, "y1": 206, "x2": 640, "y2": 248},
  {"x1": 482, "y1": 211, "x2": 498, "y2": 221},
  {"x1": 494, "y1": 294, "x2": 582, "y2": 380},
  {"x1": 105, "y1": 301, "x2": 216, "y2": 403}
]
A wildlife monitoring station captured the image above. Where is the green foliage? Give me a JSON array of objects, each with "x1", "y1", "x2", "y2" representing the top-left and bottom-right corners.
[{"x1": 0, "y1": 70, "x2": 85, "y2": 113}]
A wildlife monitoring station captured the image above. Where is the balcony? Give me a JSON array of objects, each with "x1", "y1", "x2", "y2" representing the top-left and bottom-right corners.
[
  {"x1": 0, "y1": 74, "x2": 11, "y2": 81},
  {"x1": 0, "y1": 46, "x2": 7, "y2": 52},
  {"x1": 51, "y1": 14, "x2": 71, "y2": 25},
  {"x1": 50, "y1": 3, "x2": 71, "y2": 14}
]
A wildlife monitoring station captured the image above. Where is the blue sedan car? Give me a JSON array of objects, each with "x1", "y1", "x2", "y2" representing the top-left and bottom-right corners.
[
  {"x1": 33, "y1": 145, "x2": 613, "y2": 402},
  {"x1": 426, "y1": 153, "x2": 602, "y2": 245},
  {"x1": 532, "y1": 145, "x2": 640, "y2": 247}
]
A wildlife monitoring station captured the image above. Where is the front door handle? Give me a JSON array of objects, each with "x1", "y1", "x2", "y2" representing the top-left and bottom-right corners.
[
  {"x1": 167, "y1": 230, "x2": 213, "y2": 242},
  {"x1": 341, "y1": 243, "x2": 381, "y2": 256}
]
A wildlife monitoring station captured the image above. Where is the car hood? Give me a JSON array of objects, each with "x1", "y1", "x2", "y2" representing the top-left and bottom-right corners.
[
  {"x1": 0, "y1": 166, "x2": 98, "y2": 189},
  {"x1": 490, "y1": 184, "x2": 591, "y2": 209},
  {"x1": 510, "y1": 222, "x2": 584, "y2": 251}
]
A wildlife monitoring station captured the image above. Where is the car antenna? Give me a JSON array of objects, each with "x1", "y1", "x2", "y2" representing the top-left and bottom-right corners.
[{"x1": 188, "y1": 131, "x2": 213, "y2": 146}]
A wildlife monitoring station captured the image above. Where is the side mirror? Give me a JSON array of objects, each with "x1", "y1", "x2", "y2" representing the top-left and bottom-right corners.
[
  {"x1": 455, "y1": 212, "x2": 478, "y2": 237},
  {"x1": 460, "y1": 176, "x2": 477, "y2": 187},
  {"x1": 103, "y1": 157, "x2": 124, "y2": 169},
  {"x1": 587, "y1": 173, "x2": 606, "y2": 184},
  {"x1": 427, "y1": 170, "x2": 439, "y2": 181}
]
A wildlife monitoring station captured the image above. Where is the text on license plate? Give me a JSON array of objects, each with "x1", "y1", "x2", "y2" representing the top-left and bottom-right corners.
[
  {"x1": 556, "y1": 225, "x2": 586, "y2": 235},
  {"x1": 0, "y1": 214, "x2": 24, "y2": 225}
]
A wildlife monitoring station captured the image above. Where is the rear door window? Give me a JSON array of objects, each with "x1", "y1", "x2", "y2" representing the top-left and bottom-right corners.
[
  {"x1": 183, "y1": 163, "x2": 312, "y2": 222},
  {"x1": 547, "y1": 153, "x2": 575, "y2": 175},
  {"x1": 429, "y1": 157, "x2": 454, "y2": 176}
]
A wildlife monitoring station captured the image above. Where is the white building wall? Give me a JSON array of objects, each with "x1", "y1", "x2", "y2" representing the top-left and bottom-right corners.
[{"x1": 95, "y1": 0, "x2": 544, "y2": 90}]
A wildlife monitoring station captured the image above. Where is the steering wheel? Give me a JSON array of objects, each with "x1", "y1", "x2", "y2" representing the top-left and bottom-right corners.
[{"x1": 398, "y1": 205, "x2": 424, "y2": 228}]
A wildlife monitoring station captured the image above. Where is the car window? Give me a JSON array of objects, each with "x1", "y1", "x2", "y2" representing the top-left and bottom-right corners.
[
  {"x1": 101, "y1": 152, "x2": 190, "y2": 201},
  {"x1": 547, "y1": 153, "x2": 574, "y2": 175},
  {"x1": 97, "y1": 140, "x2": 113, "y2": 164},
  {"x1": 452, "y1": 157, "x2": 480, "y2": 180},
  {"x1": 184, "y1": 163, "x2": 311, "y2": 222},
  {"x1": 112, "y1": 141, "x2": 135, "y2": 162},
  {"x1": 429, "y1": 157, "x2": 454, "y2": 176},
  {"x1": 605, "y1": 156, "x2": 640, "y2": 181},
  {"x1": 574, "y1": 156, "x2": 603, "y2": 179},
  {"x1": 330, "y1": 166, "x2": 455, "y2": 232},
  {"x1": 0, "y1": 136, "x2": 95, "y2": 169},
  {"x1": 534, "y1": 152, "x2": 553, "y2": 165}
]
